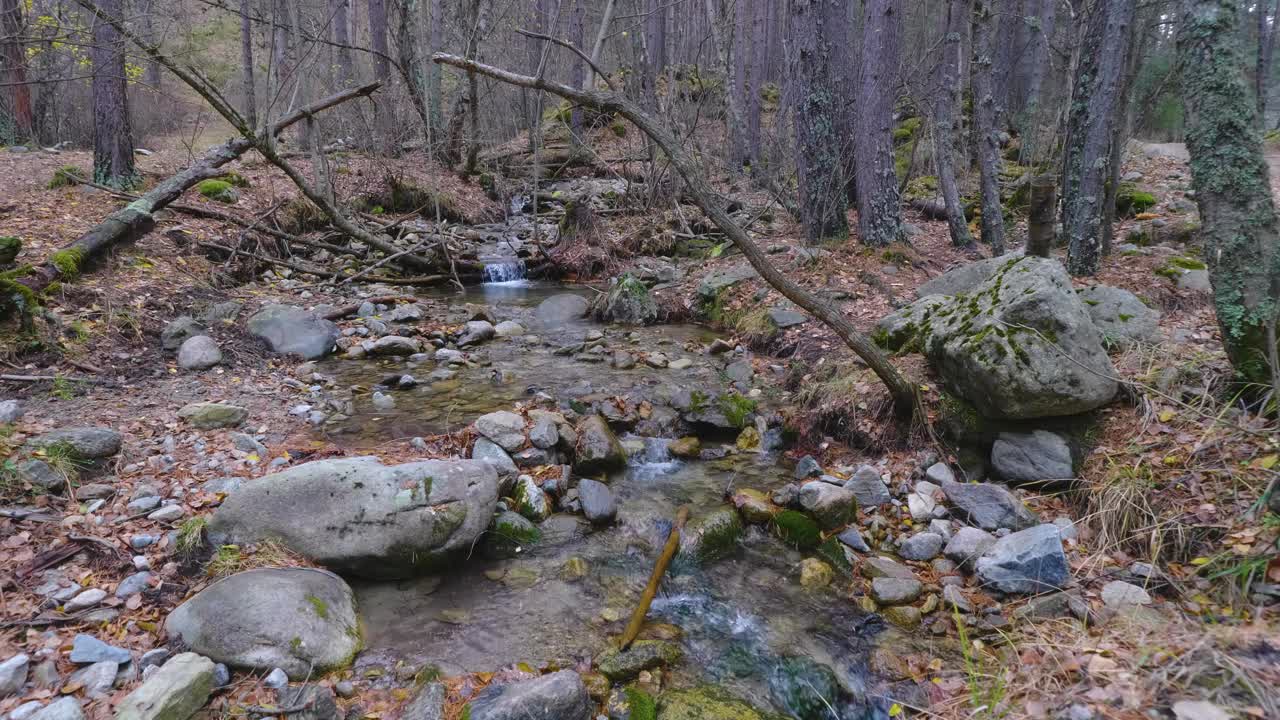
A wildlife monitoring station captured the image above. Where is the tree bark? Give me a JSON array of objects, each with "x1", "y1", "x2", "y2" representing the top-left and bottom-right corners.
[
  {"x1": 0, "y1": 0, "x2": 33, "y2": 141},
  {"x1": 745, "y1": 0, "x2": 766, "y2": 169},
  {"x1": 91, "y1": 0, "x2": 137, "y2": 188},
  {"x1": 1027, "y1": 174, "x2": 1056, "y2": 257},
  {"x1": 588, "y1": 0, "x2": 617, "y2": 90},
  {"x1": 1258, "y1": 0, "x2": 1277, "y2": 126},
  {"x1": 932, "y1": 0, "x2": 975, "y2": 248},
  {"x1": 396, "y1": 0, "x2": 434, "y2": 146},
  {"x1": 569, "y1": 0, "x2": 586, "y2": 141},
  {"x1": 1021, "y1": 0, "x2": 1057, "y2": 164},
  {"x1": 705, "y1": 0, "x2": 746, "y2": 170},
  {"x1": 463, "y1": 0, "x2": 489, "y2": 174},
  {"x1": 1180, "y1": 0, "x2": 1280, "y2": 388},
  {"x1": 855, "y1": 0, "x2": 906, "y2": 247},
  {"x1": 368, "y1": 0, "x2": 393, "y2": 151},
  {"x1": 971, "y1": 0, "x2": 1005, "y2": 255},
  {"x1": 432, "y1": 52, "x2": 920, "y2": 420},
  {"x1": 1061, "y1": 0, "x2": 1135, "y2": 276},
  {"x1": 240, "y1": 0, "x2": 258, "y2": 129},
  {"x1": 427, "y1": 0, "x2": 444, "y2": 142},
  {"x1": 333, "y1": 0, "x2": 353, "y2": 87},
  {"x1": 139, "y1": 0, "x2": 161, "y2": 87},
  {"x1": 789, "y1": 0, "x2": 848, "y2": 244}
]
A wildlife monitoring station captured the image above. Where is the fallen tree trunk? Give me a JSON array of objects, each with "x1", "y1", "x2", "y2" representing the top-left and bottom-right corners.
[
  {"x1": 433, "y1": 53, "x2": 920, "y2": 420},
  {"x1": 14, "y1": 82, "x2": 381, "y2": 297}
]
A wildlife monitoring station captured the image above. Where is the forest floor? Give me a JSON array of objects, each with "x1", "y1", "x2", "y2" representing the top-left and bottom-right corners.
[{"x1": 0, "y1": 126, "x2": 1277, "y2": 720}]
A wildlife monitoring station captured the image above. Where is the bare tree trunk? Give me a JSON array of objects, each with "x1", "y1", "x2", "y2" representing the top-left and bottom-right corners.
[
  {"x1": 569, "y1": 0, "x2": 586, "y2": 142},
  {"x1": 933, "y1": 0, "x2": 975, "y2": 247},
  {"x1": 463, "y1": 0, "x2": 489, "y2": 174},
  {"x1": 706, "y1": 0, "x2": 746, "y2": 170},
  {"x1": 1061, "y1": 0, "x2": 1135, "y2": 276},
  {"x1": 971, "y1": 0, "x2": 1005, "y2": 255},
  {"x1": 1258, "y1": 0, "x2": 1277, "y2": 126},
  {"x1": 1021, "y1": 0, "x2": 1057, "y2": 164},
  {"x1": 745, "y1": 0, "x2": 766, "y2": 170},
  {"x1": 368, "y1": 0, "x2": 393, "y2": 152},
  {"x1": 825, "y1": 0, "x2": 856, "y2": 205},
  {"x1": 0, "y1": 0, "x2": 34, "y2": 141},
  {"x1": 1180, "y1": 0, "x2": 1280, "y2": 387},
  {"x1": 239, "y1": 0, "x2": 258, "y2": 130},
  {"x1": 139, "y1": 0, "x2": 161, "y2": 87},
  {"x1": 1102, "y1": 6, "x2": 1146, "y2": 257},
  {"x1": 588, "y1": 0, "x2": 617, "y2": 89},
  {"x1": 731, "y1": 0, "x2": 750, "y2": 168},
  {"x1": 855, "y1": 0, "x2": 906, "y2": 247},
  {"x1": 790, "y1": 0, "x2": 848, "y2": 244},
  {"x1": 427, "y1": 0, "x2": 443, "y2": 141},
  {"x1": 433, "y1": 52, "x2": 921, "y2": 420},
  {"x1": 333, "y1": 0, "x2": 353, "y2": 86},
  {"x1": 91, "y1": 0, "x2": 137, "y2": 188},
  {"x1": 396, "y1": 0, "x2": 433, "y2": 146}
]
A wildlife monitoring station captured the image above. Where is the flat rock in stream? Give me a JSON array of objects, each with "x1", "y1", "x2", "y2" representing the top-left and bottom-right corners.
[
  {"x1": 533, "y1": 294, "x2": 589, "y2": 326},
  {"x1": 165, "y1": 568, "x2": 359, "y2": 678},
  {"x1": 466, "y1": 670, "x2": 591, "y2": 720},
  {"x1": 246, "y1": 305, "x2": 340, "y2": 360},
  {"x1": 208, "y1": 457, "x2": 498, "y2": 579}
]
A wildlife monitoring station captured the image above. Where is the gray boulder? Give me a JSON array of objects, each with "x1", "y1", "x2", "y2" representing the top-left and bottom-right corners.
[
  {"x1": 26, "y1": 427, "x2": 121, "y2": 458},
  {"x1": 29, "y1": 698, "x2": 84, "y2": 720},
  {"x1": 975, "y1": 524, "x2": 1070, "y2": 594},
  {"x1": 401, "y1": 683, "x2": 446, "y2": 720},
  {"x1": 114, "y1": 652, "x2": 215, "y2": 720},
  {"x1": 898, "y1": 532, "x2": 944, "y2": 561},
  {"x1": 798, "y1": 481, "x2": 855, "y2": 530},
  {"x1": 161, "y1": 317, "x2": 205, "y2": 352},
  {"x1": 533, "y1": 294, "x2": 590, "y2": 326},
  {"x1": 941, "y1": 479, "x2": 1039, "y2": 531},
  {"x1": 1075, "y1": 285, "x2": 1160, "y2": 346},
  {"x1": 457, "y1": 321, "x2": 496, "y2": 347},
  {"x1": 369, "y1": 336, "x2": 421, "y2": 356},
  {"x1": 177, "y1": 402, "x2": 247, "y2": 430},
  {"x1": 247, "y1": 305, "x2": 340, "y2": 360},
  {"x1": 697, "y1": 264, "x2": 755, "y2": 299},
  {"x1": 471, "y1": 438, "x2": 518, "y2": 481},
  {"x1": 165, "y1": 568, "x2": 359, "y2": 678},
  {"x1": 466, "y1": 670, "x2": 591, "y2": 720},
  {"x1": 208, "y1": 457, "x2": 499, "y2": 578},
  {"x1": 19, "y1": 460, "x2": 64, "y2": 492},
  {"x1": 991, "y1": 431, "x2": 1073, "y2": 485},
  {"x1": 0, "y1": 399, "x2": 23, "y2": 424},
  {"x1": 0, "y1": 653, "x2": 29, "y2": 696},
  {"x1": 474, "y1": 411, "x2": 526, "y2": 452},
  {"x1": 943, "y1": 527, "x2": 996, "y2": 570},
  {"x1": 843, "y1": 465, "x2": 892, "y2": 507},
  {"x1": 873, "y1": 295, "x2": 950, "y2": 351},
  {"x1": 177, "y1": 336, "x2": 222, "y2": 370},
  {"x1": 916, "y1": 256, "x2": 1009, "y2": 298},
  {"x1": 573, "y1": 415, "x2": 626, "y2": 475},
  {"x1": 892, "y1": 257, "x2": 1118, "y2": 419},
  {"x1": 69, "y1": 635, "x2": 130, "y2": 664},
  {"x1": 597, "y1": 275, "x2": 658, "y2": 325},
  {"x1": 577, "y1": 478, "x2": 617, "y2": 525},
  {"x1": 870, "y1": 577, "x2": 923, "y2": 606}
]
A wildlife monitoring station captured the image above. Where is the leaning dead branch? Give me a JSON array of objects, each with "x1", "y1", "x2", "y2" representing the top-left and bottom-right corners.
[{"x1": 432, "y1": 52, "x2": 920, "y2": 420}]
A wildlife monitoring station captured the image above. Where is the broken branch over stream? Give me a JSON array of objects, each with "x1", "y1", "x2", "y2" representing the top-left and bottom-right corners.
[{"x1": 432, "y1": 52, "x2": 919, "y2": 420}]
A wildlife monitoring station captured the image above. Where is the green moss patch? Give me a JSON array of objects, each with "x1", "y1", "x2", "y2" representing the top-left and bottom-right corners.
[
  {"x1": 773, "y1": 510, "x2": 821, "y2": 550},
  {"x1": 47, "y1": 166, "x2": 85, "y2": 189}
]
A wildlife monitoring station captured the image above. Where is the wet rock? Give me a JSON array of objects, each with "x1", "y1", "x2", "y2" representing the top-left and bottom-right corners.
[
  {"x1": 513, "y1": 475, "x2": 551, "y2": 522},
  {"x1": 798, "y1": 558, "x2": 833, "y2": 588},
  {"x1": 208, "y1": 457, "x2": 498, "y2": 578},
  {"x1": 177, "y1": 336, "x2": 222, "y2": 370},
  {"x1": 679, "y1": 507, "x2": 743, "y2": 564},
  {"x1": 165, "y1": 568, "x2": 359, "y2": 678},
  {"x1": 482, "y1": 511, "x2": 540, "y2": 558},
  {"x1": 844, "y1": 465, "x2": 892, "y2": 507},
  {"x1": 26, "y1": 427, "x2": 121, "y2": 459},
  {"x1": 598, "y1": 275, "x2": 658, "y2": 325},
  {"x1": 668, "y1": 357, "x2": 693, "y2": 370},
  {"x1": 534, "y1": 294, "x2": 590, "y2": 327},
  {"x1": 474, "y1": 411, "x2": 527, "y2": 452},
  {"x1": 941, "y1": 479, "x2": 1039, "y2": 531},
  {"x1": 730, "y1": 488, "x2": 779, "y2": 524},
  {"x1": 882, "y1": 605, "x2": 922, "y2": 628},
  {"x1": 943, "y1": 527, "x2": 996, "y2": 570},
  {"x1": 595, "y1": 641, "x2": 681, "y2": 682},
  {"x1": 991, "y1": 431, "x2": 1073, "y2": 485},
  {"x1": 370, "y1": 336, "x2": 421, "y2": 356},
  {"x1": 668, "y1": 436, "x2": 700, "y2": 458},
  {"x1": 870, "y1": 577, "x2": 923, "y2": 605},
  {"x1": 798, "y1": 481, "x2": 855, "y2": 530},
  {"x1": 573, "y1": 415, "x2": 626, "y2": 475},
  {"x1": 457, "y1": 321, "x2": 496, "y2": 347},
  {"x1": 161, "y1": 317, "x2": 205, "y2": 351},
  {"x1": 178, "y1": 402, "x2": 247, "y2": 430},
  {"x1": 0, "y1": 653, "x2": 29, "y2": 696},
  {"x1": 794, "y1": 456, "x2": 822, "y2": 480},
  {"x1": 401, "y1": 683, "x2": 445, "y2": 720},
  {"x1": 724, "y1": 360, "x2": 753, "y2": 385},
  {"x1": 769, "y1": 656, "x2": 840, "y2": 720},
  {"x1": 247, "y1": 305, "x2": 339, "y2": 360},
  {"x1": 577, "y1": 478, "x2": 617, "y2": 525},
  {"x1": 467, "y1": 670, "x2": 591, "y2": 720},
  {"x1": 975, "y1": 524, "x2": 1069, "y2": 594},
  {"x1": 657, "y1": 686, "x2": 785, "y2": 720},
  {"x1": 1076, "y1": 285, "x2": 1160, "y2": 346},
  {"x1": 898, "y1": 532, "x2": 944, "y2": 561},
  {"x1": 114, "y1": 652, "x2": 214, "y2": 720}
]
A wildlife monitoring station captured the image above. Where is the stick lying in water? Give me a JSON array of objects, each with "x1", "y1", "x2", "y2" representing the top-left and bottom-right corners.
[{"x1": 619, "y1": 505, "x2": 690, "y2": 650}]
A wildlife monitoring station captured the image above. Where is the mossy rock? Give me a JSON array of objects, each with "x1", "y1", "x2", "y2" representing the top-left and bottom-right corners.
[
  {"x1": 482, "y1": 511, "x2": 540, "y2": 558},
  {"x1": 657, "y1": 686, "x2": 789, "y2": 720},
  {"x1": 0, "y1": 236, "x2": 20, "y2": 266},
  {"x1": 772, "y1": 510, "x2": 821, "y2": 550},
  {"x1": 197, "y1": 180, "x2": 239, "y2": 204},
  {"x1": 219, "y1": 172, "x2": 251, "y2": 188},
  {"x1": 1115, "y1": 183, "x2": 1157, "y2": 216},
  {"x1": 902, "y1": 175, "x2": 938, "y2": 202},
  {"x1": 678, "y1": 507, "x2": 743, "y2": 566},
  {"x1": 47, "y1": 165, "x2": 84, "y2": 189},
  {"x1": 595, "y1": 640, "x2": 682, "y2": 681},
  {"x1": 815, "y1": 536, "x2": 853, "y2": 573},
  {"x1": 769, "y1": 656, "x2": 842, "y2": 720}
]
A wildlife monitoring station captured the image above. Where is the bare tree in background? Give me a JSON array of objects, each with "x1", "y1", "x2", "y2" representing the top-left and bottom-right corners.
[
  {"x1": 855, "y1": 0, "x2": 906, "y2": 247},
  {"x1": 970, "y1": 0, "x2": 1005, "y2": 255},
  {"x1": 139, "y1": 0, "x2": 161, "y2": 87},
  {"x1": 932, "y1": 0, "x2": 974, "y2": 247},
  {"x1": 1021, "y1": 0, "x2": 1057, "y2": 163},
  {"x1": 1258, "y1": 0, "x2": 1277, "y2": 126},
  {"x1": 746, "y1": 0, "x2": 766, "y2": 172},
  {"x1": 1, "y1": 0, "x2": 33, "y2": 141},
  {"x1": 240, "y1": 0, "x2": 257, "y2": 129},
  {"x1": 569, "y1": 0, "x2": 586, "y2": 141},
  {"x1": 706, "y1": 0, "x2": 746, "y2": 169},
  {"x1": 369, "y1": 0, "x2": 393, "y2": 150},
  {"x1": 91, "y1": 0, "x2": 137, "y2": 187},
  {"x1": 333, "y1": 0, "x2": 354, "y2": 87},
  {"x1": 789, "y1": 0, "x2": 848, "y2": 245},
  {"x1": 1061, "y1": 0, "x2": 1135, "y2": 276}
]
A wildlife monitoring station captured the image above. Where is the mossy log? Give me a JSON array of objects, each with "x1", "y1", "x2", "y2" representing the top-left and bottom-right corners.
[{"x1": 14, "y1": 83, "x2": 381, "y2": 299}]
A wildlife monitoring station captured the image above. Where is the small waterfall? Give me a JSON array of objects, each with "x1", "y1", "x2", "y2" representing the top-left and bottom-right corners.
[{"x1": 481, "y1": 259, "x2": 527, "y2": 284}]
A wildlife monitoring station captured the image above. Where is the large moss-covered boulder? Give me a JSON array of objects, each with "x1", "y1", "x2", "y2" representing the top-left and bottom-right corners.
[
  {"x1": 882, "y1": 257, "x2": 1118, "y2": 419},
  {"x1": 596, "y1": 274, "x2": 659, "y2": 325},
  {"x1": 1075, "y1": 285, "x2": 1160, "y2": 347},
  {"x1": 208, "y1": 457, "x2": 498, "y2": 579},
  {"x1": 165, "y1": 568, "x2": 360, "y2": 679}
]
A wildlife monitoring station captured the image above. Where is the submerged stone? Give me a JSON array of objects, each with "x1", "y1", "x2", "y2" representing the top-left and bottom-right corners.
[{"x1": 595, "y1": 640, "x2": 681, "y2": 682}]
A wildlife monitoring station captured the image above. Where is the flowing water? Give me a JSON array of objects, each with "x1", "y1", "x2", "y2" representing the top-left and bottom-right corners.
[{"x1": 320, "y1": 221, "x2": 894, "y2": 716}]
